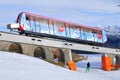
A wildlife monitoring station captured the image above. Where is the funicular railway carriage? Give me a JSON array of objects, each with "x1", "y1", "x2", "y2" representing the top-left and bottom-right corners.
[{"x1": 14, "y1": 12, "x2": 107, "y2": 46}]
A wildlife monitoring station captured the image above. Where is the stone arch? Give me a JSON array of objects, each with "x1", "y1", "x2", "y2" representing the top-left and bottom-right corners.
[
  {"x1": 34, "y1": 47, "x2": 46, "y2": 59},
  {"x1": 54, "y1": 49, "x2": 65, "y2": 63},
  {"x1": 9, "y1": 43, "x2": 23, "y2": 53}
]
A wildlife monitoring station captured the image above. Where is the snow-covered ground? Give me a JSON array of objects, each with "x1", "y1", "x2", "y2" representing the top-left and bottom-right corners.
[{"x1": 0, "y1": 51, "x2": 120, "y2": 80}]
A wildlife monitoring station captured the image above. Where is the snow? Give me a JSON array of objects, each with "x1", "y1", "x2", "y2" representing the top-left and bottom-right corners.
[
  {"x1": 0, "y1": 51, "x2": 120, "y2": 80},
  {"x1": 101, "y1": 26, "x2": 120, "y2": 36},
  {"x1": 76, "y1": 54, "x2": 120, "y2": 80}
]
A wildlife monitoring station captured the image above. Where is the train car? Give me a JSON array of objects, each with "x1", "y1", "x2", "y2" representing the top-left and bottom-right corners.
[{"x1": 12, "y1": 12, "x2": 107, "y2": 45}]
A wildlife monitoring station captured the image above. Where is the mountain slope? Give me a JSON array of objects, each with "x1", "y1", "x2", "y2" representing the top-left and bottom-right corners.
[
  {"x1": 0, "y1": 51, "x2": 120, "y2": 80},
  {"x1": 100, "y1": 26, "x2": 120, "y2": 48}
]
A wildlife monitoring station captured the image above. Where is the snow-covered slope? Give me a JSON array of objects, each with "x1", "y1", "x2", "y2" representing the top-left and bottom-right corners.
[
  {"x1": 0, "y1": 51, "x2": 78, "y2": 80},
  {"x1": 100, "y1": 26, "x2": 120, "y2": 40},
  {"x1": 0, "y1": 51, "x2": 120, "y2": 80},
  {"x1": 105, "y1": 26, "x2": 120, "y2": 47},
  {"x1": 98, "y1": 26, "x2": 120, "y2": 47},
  {"x1": 97, "y1": 25, "x2": 120, "y2": 36},
  {"x1": 103, "y1": 26, "x2": 120, "y2": 36}
]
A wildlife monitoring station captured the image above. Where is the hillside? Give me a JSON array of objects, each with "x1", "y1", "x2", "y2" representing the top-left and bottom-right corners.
[
  {"x1": 0, "y1": 51, "x2": 119, "y2": 80},
  {"x1": 102, "y1": 26, "x2": 120, "y2": 48}
]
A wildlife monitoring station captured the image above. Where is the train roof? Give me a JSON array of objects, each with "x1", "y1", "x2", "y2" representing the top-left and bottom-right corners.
[{"x1": 18, "y1": 12, "x2": 102, "y2": 31}]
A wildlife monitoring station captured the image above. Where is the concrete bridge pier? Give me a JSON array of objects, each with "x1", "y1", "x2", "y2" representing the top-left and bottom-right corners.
[
  {"x1": 109, "y1": 54, "x2": 120, "y2": 70},
  {"x1": 102, "y1": 54, "x2": 120, "y2": 71},
  {"x1": 61, "y1": 49, "x2": 72, "y2": 65},
  {"x1": 101, "y1": 54, "x2": 111, "y2": 71},
  {"x1": 53, "y1": 48, "x2": 72, "y2": 65},
  {"x1": 116, "y1": 55, "x2": 120, "y2": 66},
  {"x1": 109, "y1": 54, "x2": 116, "y2": 70},
  {"x1": 67, "y1": 49, "x2": 76, "y2": 71},
  {"x1": 21, "y1": 44, "x2": 36, "y2": 56}
]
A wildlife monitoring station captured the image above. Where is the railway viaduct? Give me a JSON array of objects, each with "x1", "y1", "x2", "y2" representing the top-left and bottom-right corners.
[
  {"x1": 0, "y1": 31, "x2": 120, "y2": 71},
  {"x1": 0, "y1": 41, "x2": 70, "y2": 63},
  {"x1": 0, "y1": 32, "x2": 71, "y2": 65}
]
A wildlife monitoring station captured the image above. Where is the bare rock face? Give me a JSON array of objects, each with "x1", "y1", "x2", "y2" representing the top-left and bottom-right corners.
[{"x1": 72, "y1": 53, "x2": 86, "y2": 62}]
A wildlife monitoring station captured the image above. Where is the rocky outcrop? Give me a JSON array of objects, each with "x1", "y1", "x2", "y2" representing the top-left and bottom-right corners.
[{"x1": 72, "y1": 53, "x2": 86, "y2": 62}]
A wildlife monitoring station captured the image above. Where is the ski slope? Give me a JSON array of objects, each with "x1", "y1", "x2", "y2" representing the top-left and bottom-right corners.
[{"x1": 0, "y1": 51, "x2": 119, "y2": 80}]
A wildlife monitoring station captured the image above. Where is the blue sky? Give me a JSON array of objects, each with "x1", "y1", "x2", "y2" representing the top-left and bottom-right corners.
[{"x1": 0, "y1": 0, "x2": 120, "y2": 28}]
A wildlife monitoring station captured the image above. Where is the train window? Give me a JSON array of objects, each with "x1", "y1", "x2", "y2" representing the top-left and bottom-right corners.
[
  {"x1": 97, "y1": 31, "x2": 103, "y2": 43},
  {"x1": 70, "y1": 27, "x2": 79, "y2": 38},
  {"x1": 94, "y1": 33, "x2": 98, "y2": 42},
  {"x1": 48, "y1": 20, "x2": 54, "y2": 35},
  {"x1": 20, "y1": 13, "x2": 26, "y2": 23},
  {"x1": 26, "y1": 16, "x2": 30, "y2": 20},
  {"x1": 19, "y1": 13, "x2": 27, "y2": 29},
  {"x1": 91, "y1": 30, "x2": 98, "y2": 42},
  {"x1": 97, "y1": 37, "x2": 103, "y2": 43},
  {"x1": 53, "y1": 24, "x2": 66, "y2": 37},
  {"x1": 75, "y1": 27, "x2": 80, "y2": 39},
  {"x1": 83, "y1": 28, "x2": 89, "y2": 40},
  {"x1": 97, "y1": 31, "x2": 102, "y2": 38},
  {"x1": 65, "y1": 26, "x2": 71, "y2": 38},
  {"x1": 58, "y1": 26, "x2": 66, "y2": 37},
  {"x1": 35, "y1": 21, "x2": 40, "y2": 32},
  {"x1": 58, "y1": 26, "x2": 64, "y2": 32},
  {"x1": 54, "y1": 25, "x2": 59, "y2": 36},
  {"x1": 80, "y1": 28, "x2": 85, "y2": 40},
  {"x1": 40, "y1": 19, "x2": 49, "y2": 34},
  {"x1": 86, "y1": 32, "x2": 93, "y2": 41},
  {"x1": 70, "y1": 27, "x2": 74, "y2": 38},
  {"x1": 84, "y1": 31, "x2": 87, "y2": 40},
  {"x1": 40, "y1": 23, "x2": 49, "y2": 34},
  {"x1": 85, "y1": 29, "x2": 94, "y2": 41},
  {"x1": 79, "y1": 27, "x2": 81, "y2": 39},
  {"x1": 102, "y1": 30, "x2": 107, "y2": 43},
  {"x1": 49, "y1": 24, "x2": 54, "y2": 35},
  {"x1": 30, "y1": 20, "x2": 35, "y2": 32}
]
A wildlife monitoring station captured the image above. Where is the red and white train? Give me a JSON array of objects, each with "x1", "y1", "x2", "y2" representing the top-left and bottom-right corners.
[{"x1": 7, "y1": 12, "x2": 107, "y2": 45}]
